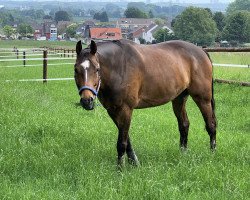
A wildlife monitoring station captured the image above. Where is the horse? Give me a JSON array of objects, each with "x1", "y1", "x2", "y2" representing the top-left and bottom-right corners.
[{"x1": 74, "y1": 39, "x2": 217, "y2": 167}]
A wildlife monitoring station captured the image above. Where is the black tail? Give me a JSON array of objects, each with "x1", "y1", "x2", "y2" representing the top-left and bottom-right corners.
[{"x1": 204, "y1": 50, "x2": 217, "y2": 127}]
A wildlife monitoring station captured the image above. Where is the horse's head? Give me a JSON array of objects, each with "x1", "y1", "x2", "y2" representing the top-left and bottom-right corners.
[{"x1": 74, "y1": 40, "x2": 101, "y2": 110}]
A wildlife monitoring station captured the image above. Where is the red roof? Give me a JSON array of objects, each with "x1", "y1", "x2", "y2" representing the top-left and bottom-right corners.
[{"x1": 90, "y1": 28, "x2": 122, "y2": 40}]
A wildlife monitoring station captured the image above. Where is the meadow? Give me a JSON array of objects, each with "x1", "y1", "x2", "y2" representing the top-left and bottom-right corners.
[{"x1": 0, "y1": 40, "x2": 249, "y2": 199}]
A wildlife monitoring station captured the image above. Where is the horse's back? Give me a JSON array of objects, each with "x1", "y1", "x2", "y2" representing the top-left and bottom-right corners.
[{"x1": 128, "y1": 40, "x2": 213, "y2": 108}]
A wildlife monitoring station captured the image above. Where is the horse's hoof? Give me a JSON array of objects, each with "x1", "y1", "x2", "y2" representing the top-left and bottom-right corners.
[
  {"x1": 210, "y1": 140, "x2": 216, "y2": 151},
  {"x1": 128, "y1": 158, "x2": 140, "y2": 167},
  {"x1": 117, "y1": 156, "x2": 125, "y2": 171},
  {"x1": 211, "y1": 146, "x2": 216, "y2": 152},
  {"x1": 180, "y1": 146, "x2": 188, "y2": 152}
]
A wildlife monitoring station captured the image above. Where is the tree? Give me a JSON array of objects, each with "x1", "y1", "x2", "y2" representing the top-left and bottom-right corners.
[
  {"x1": 66, "y1": 24, "x2": 78, "y2": 38},
  {"x1": 43, "y1": 15, "x2": 53, "y2": 20},
  {"x1": 21, "y1": 9, "x2": 45, "y2": 19},
  {"x1": 173, "y1": 7, "x2": 217, "y2": 46},
  {"x1": 222, "y1": 11, "x2": 250, "y2": 43},
  {"x1": 227, "y1": 0, "x2": 250, "y2": 13},
  {"x1": 153, "y1": 28, "x2": 177, "y2": 43},
  {"x1": 205, "y1": 8, "x2": 213, "y2": 17},
  {"x1": 93, "y1": 11, "x2": 109, "y2": 22},
  {"x1": 17, "y1": 23, "x2": 33, "y2": 37},
  {"x1": 213, "y1": 12, "x2": 226, "y2": 42},
  {"x1": 124, "y1": 7, "x2": 148, "y2": 18},
  {"x1": 0, "y1": 12, "x2": 14, "y2": 26},
  {"x1": 105, "y1": 3, "x2": 122, "y2": 18},
  {"x1": 138, "y1": 37, "x2": 146, "y2": 44},
  {"x1": 213, "y1": 12, "x2": 226, "y2": 32},
  {"x1": 148, "y1": 10, "x2": 154, "y2": 18},
  {"x1": 154, "y1": 18, "x2": 165, "y2": 26},
  {"x1": 55, "y1": 11, "x2": 70, "y2": 23},
  {"x1": 3, "y1": 25, "x2": 14, "y2": 38}
]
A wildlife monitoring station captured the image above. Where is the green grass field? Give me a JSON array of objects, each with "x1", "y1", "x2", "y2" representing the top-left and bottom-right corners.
[
  {"x1": 0, "y1": 41, "x2": 249, "y2": 199},
  {"x1": 0, "y1": 40, "x2": 76, "y2": 49}
]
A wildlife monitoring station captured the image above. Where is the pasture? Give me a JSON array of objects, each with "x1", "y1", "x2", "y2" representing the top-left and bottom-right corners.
[{"x1": 0, "y1": 41, "x2": 249, "y2": 199}]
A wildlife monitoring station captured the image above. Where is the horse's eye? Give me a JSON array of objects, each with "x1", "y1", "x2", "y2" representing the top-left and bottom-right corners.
[
  {"x1": 74, "y1": 68, "x2": 78, "y2": 73},
  {"x1": 96, "y1": 68, "x2": 100, "y2": 72}
]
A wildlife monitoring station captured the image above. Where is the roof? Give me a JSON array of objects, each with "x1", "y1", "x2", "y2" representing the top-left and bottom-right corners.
[
  {"x1": 89, "y1": 28, "x2": 122, "y2": 40},
  {"x1": 129, "y1": 26, "x2": 145, "y2": 38},
  {"x1": 117, "y1": 18, "x2": 155, "y2": 26}
]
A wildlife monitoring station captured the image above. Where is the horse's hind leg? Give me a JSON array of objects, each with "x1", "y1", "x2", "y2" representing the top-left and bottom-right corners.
[
  {"x1": 192, "y1": 95, "x2": 217, "y2": 150},
  {"x1": 172, "y1": 90, "x2": 190, "y2": 149}
]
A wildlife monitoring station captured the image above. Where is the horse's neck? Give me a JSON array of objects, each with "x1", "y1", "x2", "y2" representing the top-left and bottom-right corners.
[{"x1": 98, "y1": 47, "x2": 122, "y2": 73}]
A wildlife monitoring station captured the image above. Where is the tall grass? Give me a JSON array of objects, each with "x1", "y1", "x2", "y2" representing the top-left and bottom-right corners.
[{"x1": 0, "y1": 43, "x2": 249, "y2": 199}]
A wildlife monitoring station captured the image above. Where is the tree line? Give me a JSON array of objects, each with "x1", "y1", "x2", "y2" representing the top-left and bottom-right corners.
[
  {"x1": 1, "y1": 0, "x2": 249, "y2": 46},
  {"x1": 152, "y1": 0, "x2": 250, "y2": 46}
]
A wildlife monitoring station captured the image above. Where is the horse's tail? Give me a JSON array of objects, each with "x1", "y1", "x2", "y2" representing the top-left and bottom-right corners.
[{"x1": 204, "y1": 49, "x2": 217, "y2": 126}]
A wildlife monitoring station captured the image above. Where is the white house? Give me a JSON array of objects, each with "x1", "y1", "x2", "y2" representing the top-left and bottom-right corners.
[{"x1": 141, "y1": 24, "x2": 158, "y2": 43}]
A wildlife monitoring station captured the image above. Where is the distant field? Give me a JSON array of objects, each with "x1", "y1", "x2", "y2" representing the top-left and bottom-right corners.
[
  {"x1": 0, "y1": 40, "x2": 77, "y2": 49},
  {"x1": 210, "y1": 52, "x2": 250, "y2": 82},
  {"x1": 0, "y1": 42, "x2": 249, "y2": 199}
]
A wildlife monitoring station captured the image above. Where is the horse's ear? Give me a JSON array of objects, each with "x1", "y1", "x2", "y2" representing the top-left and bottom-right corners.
[
  {"x1": 76, "y1": 40, "x2": 82, "y2": 55},
  {"x1": 90, "y1": 40, "x2": 97, "y2": 55}
]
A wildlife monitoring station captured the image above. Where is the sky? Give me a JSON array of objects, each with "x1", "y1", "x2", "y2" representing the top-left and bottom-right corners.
[
  {"x1": 10, "y1": 0, "x2": 233, "y2": 2},
  {"x1": 164, "y1": 0, "x2": 232, "y2": 3}
]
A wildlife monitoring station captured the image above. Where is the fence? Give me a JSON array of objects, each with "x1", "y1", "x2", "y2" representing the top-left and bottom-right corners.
[
  {"x1": 0, "y1": 47, "x2": 76, "y2": 82},
  {"x1": 0, "y1": 47, "x2": 249, "y2": 86}
]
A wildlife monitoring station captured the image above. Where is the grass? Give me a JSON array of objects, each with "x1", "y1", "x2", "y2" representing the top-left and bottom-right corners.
[
  {"x1": 0, "y1": 42, "x2": 249, "y2": 199},
  {"x1": 210, "y1": 52, "x2": 250, "y2": 82},
  {"x1": 0, "y1": 40, "x2": 77, "y2": 49}
]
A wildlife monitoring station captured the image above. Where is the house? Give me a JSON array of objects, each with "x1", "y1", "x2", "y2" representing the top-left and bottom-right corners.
[
  {"x1": 76, "y1": 20, "x2": 98, "y2": 38},
  {"x1": 116, "y1": 18, "x2": 155, "y2": 38},
  {"x1": 34, "y1": 21, "x2": 58, "y2": 40},
  {"x1": 33, "y1": 21, "x2": 58, "y2": 41},
  {"x1": 117, "y1": 18, "x2": 155, "y2": 30},
  {"x1": 128, "y1": 26, "x2": 146, "y2": 44},
  {"x1": 57, "y1": 21, "x2": 72, "y2": 35},
  {"x1": 89, "y1": 27, "x2": 122, "y2": 41},
  {"x1": 34, "y1": 29, "x2": 42, "y2": 40},
  {"x1": 141, "y1": 24, "x2": 159, "y2": 43},
  {"x1": 128, "y1": 24, "x2": 159, "y2": 44},
  {"x1": 49, "y1": 24, "x2": 57, "y2": 41},
  {"x1": 128, "y1": 24, "x2": 174, "y2": 44}
]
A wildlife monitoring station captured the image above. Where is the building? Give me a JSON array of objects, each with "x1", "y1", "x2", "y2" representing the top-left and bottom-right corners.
[
  {"x1": 34, "y1": 20, "x2": 58, "y2": 40},
  {"x1": 128, "y1": 24, "x2": 173, "y2": 44},
  {"x1": 49, "y1": 24, "x2": 57, "y2": 41},
  {"x1": 116, "y1": 18, "x2": 155, "y2": 38},
  {"x1": 89, "y1": 27, "x2": 122, "y2": 40}
]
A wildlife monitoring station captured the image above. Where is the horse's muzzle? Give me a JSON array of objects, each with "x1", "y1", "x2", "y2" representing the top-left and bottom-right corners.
[{"x1": 80, "y1": 97, "x2": 94, "y2": 110}]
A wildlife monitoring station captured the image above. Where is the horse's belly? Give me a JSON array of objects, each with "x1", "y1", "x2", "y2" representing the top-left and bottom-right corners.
[
  {"x1": 136, "y1": 77, "x2": 189, "y2": 109},
  {"x1": 136, "y1": 97, "x2": 171, "y2": 109}
]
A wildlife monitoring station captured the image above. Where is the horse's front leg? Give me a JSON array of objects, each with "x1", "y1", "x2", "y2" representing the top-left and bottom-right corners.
[
  {"x1": 126, "y1": 136, "x2": 139, "y2": 166},
  {"x1": 107, "y1": 105, "x2": 139, "y2": 168}
]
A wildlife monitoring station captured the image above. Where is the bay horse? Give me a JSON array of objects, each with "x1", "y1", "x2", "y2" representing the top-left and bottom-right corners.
[{"x1": 74, "y1": 39, "x2": 217, "y2": 167}]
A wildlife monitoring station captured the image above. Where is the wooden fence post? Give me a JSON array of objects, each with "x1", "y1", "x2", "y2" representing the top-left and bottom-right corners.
[
  {"x1": 72, "y1": 49, "x2": 74, "y2": 57},
  {"x1": 68, "y1": 49, "x2": 70, "y2": 57},
  {"x1": 23, "y1": 51, "x2": 26, "y2": 67},
  {"x1": 64, "y1": 49, "x2": 66, "y2": 57},
  {"x1": 43, "y1": 50, "x2": 48, "y2": 83},
  {"x1": 16, "y1": 49, "x2": 19, "y2": 59}
]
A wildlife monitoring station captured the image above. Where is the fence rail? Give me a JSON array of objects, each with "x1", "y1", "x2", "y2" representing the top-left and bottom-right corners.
[
  {"x1": 1, "y1": 47, "x2": 249, "y2": 86},
  {"x1": 203, "y1": 47, "x2": 250, "y2": 52}
]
